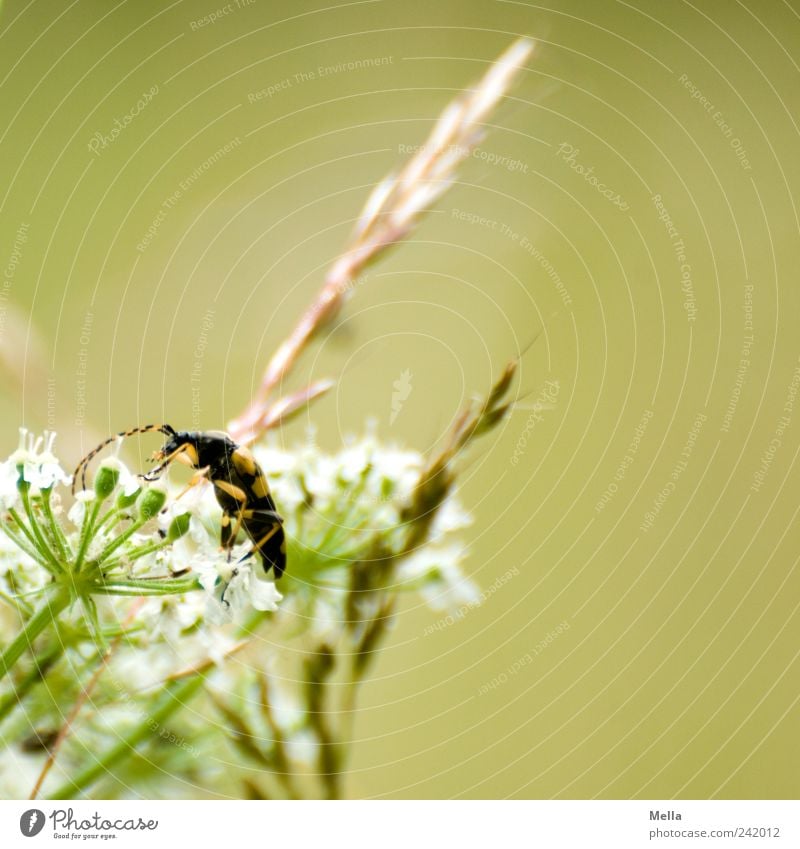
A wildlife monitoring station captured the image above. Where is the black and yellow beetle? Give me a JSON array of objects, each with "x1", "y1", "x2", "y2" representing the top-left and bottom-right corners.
[{"x1": 72, "y1": 425, "x2": 286, "y2": 579}]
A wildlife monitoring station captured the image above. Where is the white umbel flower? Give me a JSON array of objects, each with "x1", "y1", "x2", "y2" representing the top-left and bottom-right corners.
[
  {"x1": 0, "y1": 462, "x2": 18, "y2": 509},
  {"x1": 196, "y1": 557, "x2": 282, "y2": 625},
  {"x1": 399, "y1": 544, "x2": 480, "y2": 613},
  {"x1": 68, "y1": 490, "x2": 96, "y2": 527},
  {"x1": 8, "y1": 429, "x2": 71, "y2": 491}
]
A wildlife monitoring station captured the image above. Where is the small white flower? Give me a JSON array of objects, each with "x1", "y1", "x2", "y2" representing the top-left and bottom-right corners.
[
  {"x1": 68, "y1": 490, "x2": 96, "y2": 527},
  {"x1": 86, "y1": 528, "x2": 116, "y2": 564},
  {"x1": 110, "y1": 643, "x2": 186, "y2": 690},
  {"x1": 253, "y1": 445, "x2": 297, "y2": 477},
  {"x1": 271, "y1": 475, "x2": 306, "y2": 513},
  {"x1": 430, "y1": 497, "x2": 473, "y2": 539},
  {"x1": 336, "y1": 441, "x2": 373, "y2": 484},
  {"x1": 9, "y1": 429, "x2": 71, "y2": 491},
  {"x1": 195, "y1": 622, "x2": 238, "y2": 666},
  {"x1": 302, "y1": 453, "x2": 340, "y2": 503},
  {"x1": 368, "y1": 445, "x2": 423, "y2": 502},
  {"x1": 197, "y1": 556, "x2": 282, "y2": 625},
  {"x1": 261, "y1": 671, "x2": 306, "y2": 732},
  {"x1": 7, "y1": 427, "x2": 35, "y2": 466},
  {"x1": 399, "y1": 543, "x2": 480, "y2": 613},
  {"x1": 0, "y1": 462, "x2": 19, "y2": 509},
  {"x1": 136, "y1": 592, "x2": 207, "y2": 644},
  {"x1": 0, "y1": 529, "x2": 48, "y2": 594},
  {"x1": 285, "y1": 729, "x2": 318, "y2": 766}
]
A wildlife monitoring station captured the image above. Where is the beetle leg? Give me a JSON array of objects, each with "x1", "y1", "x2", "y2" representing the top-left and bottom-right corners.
[
  {"x1": 220, "y1": 510, "x2": 235, "y2": 561},
  {"x1": 219, "y1": 567, "x2": 238, "y2": 608},
  {"x1": 248, "y1": 522, "x2": 286, "y2": 579},
  {"x1": 139, "y1": 443, "x2": 194, "y2": 481},
  {"x1": 225, "y1": 504, "x2": 280, "y2": 544},
  {"x1": 174, "y1": 466, "x2": 210, "y2": 501},
  {"x1": 228, "y1": 507, "x2": 247, "y2": 548},
  {"x1": 251, "y1": 523, "x2": 282, "y2": 549}
]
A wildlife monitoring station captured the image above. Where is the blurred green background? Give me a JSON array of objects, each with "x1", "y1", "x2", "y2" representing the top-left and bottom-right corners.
[{"x1": 1, "y1": 0, "x2": 798, "y2": 798}]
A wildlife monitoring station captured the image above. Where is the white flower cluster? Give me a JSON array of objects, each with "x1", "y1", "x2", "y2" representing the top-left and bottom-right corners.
[
  {"x1": 0, "y1": 428, "x2": 481, "y2": 799},
  {"x1": 155, "y1": 483, "x2": 281, "y2": 627},
  {"x1": 0, "y1": 430, "x2": 73, "y2": 614},
  {"x1": 0, "y1": 429, "x2": 71, "y2": 506},
  {"x1": 252, "y1": 432, "x2": 480, "y2": 636},
  {"x1": 0, "y1": 429, "x2": 478, "y2": 649}
]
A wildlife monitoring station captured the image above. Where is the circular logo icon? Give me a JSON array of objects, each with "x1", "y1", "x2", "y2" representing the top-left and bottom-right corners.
[{"x1": 19, "y1": 810, "x2": 45, "y2": 837}]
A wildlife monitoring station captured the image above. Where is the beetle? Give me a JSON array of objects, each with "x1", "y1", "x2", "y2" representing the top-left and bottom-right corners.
[{"x1": 72, "y1": 425, "x2": 286, "y2": 579}]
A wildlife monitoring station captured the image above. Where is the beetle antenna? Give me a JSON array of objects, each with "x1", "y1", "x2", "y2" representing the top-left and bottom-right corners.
[{"x1": 72, "y1": 424, "x2": 174, "y2": 494}]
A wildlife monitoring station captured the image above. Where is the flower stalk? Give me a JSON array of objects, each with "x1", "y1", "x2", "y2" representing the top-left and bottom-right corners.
[
  {"x1": 229, "y1": 38, "x2": 533, "y2": 444},
  {"x1": 0, "y1": 588, "x2": 71, "y2": 683},
  {"x1": 49, "y1": 674, "x2": 206, "y2": 800}
]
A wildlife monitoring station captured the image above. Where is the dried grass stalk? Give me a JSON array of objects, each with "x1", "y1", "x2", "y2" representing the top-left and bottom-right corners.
[{"x1": 229, "y1": 38, "x2": 533, "y2": 443}]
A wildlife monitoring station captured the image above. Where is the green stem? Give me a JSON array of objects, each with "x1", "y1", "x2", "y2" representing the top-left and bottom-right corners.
[
  {"x1": 0, "y1": 588, "x2": 71, "y2": 683},
  {"x1": 339, "y1": 678, "x2": 359, "y2": 755},
  {"x1": 40, "y1": 488, "x2": 71, "y2": 562},
  {"x1": 93, "y1": 517, "x2": 145, "y2": 566},
  {"x1": 50, "y1": 674, "x2": 205, "y2": 799},
  {"x1": 94, "y1": 576, "x2": 200, "y2": 595},
  {"x1": 0, "y1": 642, "x2": 64, "y2": 723},
  {"x1": 19, "y1": 483, "x2": 63, "y2": 574},
  {"x1": 5, "y1": 508, "x2": 56, "y2": 570},
  {"x1": 0, "y1": 586, "x2": 31, "y2": 616},
  {"x1": 98, "y1": 538, "x2": 172, "y2": 573},
  {"x1": 96, "y1": 504, "x2": 132, "y2": 534},
  {"x1": 74, "y1": 498, "x2": 103, "y2": 572},
  {"x1": 315, "y1": 469, "x2": 372, "y2": 553}
]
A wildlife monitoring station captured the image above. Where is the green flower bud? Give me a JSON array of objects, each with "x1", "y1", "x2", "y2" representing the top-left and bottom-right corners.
[
  {"x1": 116, "y1": 487, "x2": 141, "y2": 509},
  {"x1": 15, "y1": 468, "x2": 28, "y2": 492},
  {"x1": 380, "y1": 476, "x2": 394, "y2": 500},
  {"x1": 138, "y1": 486, "x2": 167, "y2": 521},
  {"x1": 168, "y1": 512, "x2": 191, "y2": 541},
  {"x1": 94, "y1": 463, "x2": 120, "y2": 501}
]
